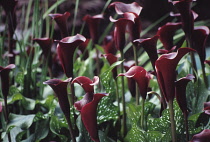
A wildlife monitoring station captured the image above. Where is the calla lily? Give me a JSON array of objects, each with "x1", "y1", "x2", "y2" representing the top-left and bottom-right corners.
[
  {"x1": 0, "y1": 64, "x2": 16, "y2": 98},
  {"x1": 157, "y1": 22, "x2": 182, "y2": 50},
  {"x1": 157, "y1": 46, "x2": 177, "y2": 54},
  {"x1": 123, "y1": 61, "x2": 136, "y2": 97},
  {"x1": 191, "y1": 26, "x2": 209, "y2": 64},
  {"x1": 203, "y1": 102, "x2": 210, "y2": 115},
  {"x1": 171, "y1": 0, "x2": 194, "y2": 40},
  {"x1": 33, "y1": 38, "x2": 53, "y2": 68},
  {"x1": 102, "y1": 35, "x2": 117, "y2": 55},
  {"x1": 134, "y1": 35, "x2": 159, "y2": 71},
  {"x1": 83, "y1": 14, "x2": 103, "y2": 44},
  {"x1": 78, "y1": 38, "x2": 90, "y2": 60},
  {"x1": 109, "y1": 2, "x2": 142, "y2": 15},
  {"x1": 190, "y1": 129, "x2": 210, "y2": 142},
  {"x1": 110, "y1": 16, "x2": 133, "y2": 52},
  {"x1": 175, "y1": 74, "x2": 194, "y2": 114},
  {"x1": 155, "y1": 48, "x2": 194, "y2": 102},
  {"x1": 72, "y1": 76, "x2": 106, "y2": 142},
  {"x1": 81, "y1": 93, "x2": 108, "y2": 142},
  {"x1": 43, "y1": 78, "x2": 71, "y2": 118},
  {"x1": 49, "y1": 12, "x2": 70, "y2": 38},
  {"x1": 102, "y1": 53, "x2": 118, "y2": 78},
  {"x1": 72, "y1": 76, "x2": 99, "y2": 111},
  {"x1": 118, "y1": 66, "x2": 151, "y2": 99},
  {"x1": 57, "y1": 34, "x2": 86, "y2": 77}
]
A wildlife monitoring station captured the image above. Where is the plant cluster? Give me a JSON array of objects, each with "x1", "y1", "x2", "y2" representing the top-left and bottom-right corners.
[{"x1": 0, "y1": 0, "x2": 210, "y2": 142}]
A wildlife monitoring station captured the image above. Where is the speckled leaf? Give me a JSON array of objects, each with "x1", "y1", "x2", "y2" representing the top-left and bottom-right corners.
[
  {"x1": 146, "y1": 131, "x2": 163, "y2": 142},
  {"x1": 127, "y1": 103, "x2": 141, "y2": 125},
  {"x1": 98, "y1": 130, "x2": 115, "y2": 142},
  {"x1": 97, "y1": 97, "x2": 118, "y2": 124},
  {"x1": 124, "y1": 124, "x2": 146, "y2": 142},
  {"x1": 15, "y1": 72, "x2": 24, "y2": 86},
  {"x1": 7, "y1": 114, "x2": 35, "y2": 132},
  {"x1": 50, "y1": 115, "x2": 68, "y2": 142}
]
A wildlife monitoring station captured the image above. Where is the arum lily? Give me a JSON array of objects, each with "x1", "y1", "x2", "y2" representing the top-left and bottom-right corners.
[
  {"x1": 102, "y1": 35, "x2": 117, "y2": 55},
  {"x1": 56, "y1": 34, "x2": 86, "y2": 78},
  {"x1": 102, "y1": 53, "x2": 118, "y2": 78},
  {"x1": 34, "y1": 38, "x2": 53, "y2": 77},
  {"x1": 157, "y1": 46, "x2": 176, "y2": 54},
  {"x1": 134, "y1": 35, "x2": 159, "y2": 71},
  {"x1": 43, "y1": 78, "x2": 76, "y2": 142},
  {"x1": 175, "y1": 74, "x2": 194, "y2": 141},
  {"x1": 157, "y1": 22, "x2": 182, "y2": 50},
  {"x1": 78, "y1": 39, "x2": 90, "y2": 60},
  {"x1": 155, "y1": 47, "x2": 194, "y2": 142},
  {"x1": 0, "y1": 64, "x2": 15, "y2": 130},
  {"x1": 118, "y1": 66, "x2": 151, "y2": 129},
  {"x1": 49, "y1": 12, "x2": 70, "y2": 38},
  {"x1": 123, "y1": 60, "x2": 136, "y2": 97},
  {"x1": 190, "y1": 129, "x2": 210, "y2": 142},
  {"x1": 83, "y1": 14, "x2": 103, "y2": 44},
  {"x1": 72, "y1": 76, "x2": 107, "y2": 142}
]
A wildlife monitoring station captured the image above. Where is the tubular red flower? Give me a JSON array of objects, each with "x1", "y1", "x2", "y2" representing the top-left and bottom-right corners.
[
  {"x1": 171, "y1": 0, "x2": 194, "y2": 40},
  {"x1": 157, "y1": 46, "x2": 176, "y2": 54},
  {"x1": 134, "y1": 35, "x2": 159, "y2": 71},
  {"x1": 57, "y1": 34, "x2": 86, "y2": 77},
  {"x1": 81, "y1": 93, "x2": 108, "y2": 142},
  {"x1": 33, "y1": 38, "x2": 53, "y2": 67},
  {"x1": 155, "y1": 48, "x2": 195, "y2": 102},
  {"x1": 175, "y1": 74, "x2": 194, "y2": 114},
  {"x1": 102, "y1": 35, "x2": 117, "y2": 55},
  {"x1": 191, "y1": 26, "x2": 209, "y2": 64},
  {"x1": 190, "y1": 129, "x2": 210, "y2": 142},
  {"x1": 123, "y1": 60, "x2": 136, "y2": 97},
  {"x1": 102, "y1": 53, "x2": 118, "y2": 78},
  {"x1": 157, "y1": 22, "x2": 182, "y2": 50},
  {"x1": 118, "y1": 66, "x2": 151, "y2": 99},
  {"x1": 43, "y1": 78, "x2": 71, "y2": 118},
  {"x1": 83, "y1": 14, "x2": 103, "y2": 44},
  {"x1": 49, "y1": 12, "x2": 70, "y2": 38},
  {"x1": 109, "y1": 2, "x2": 142, "y2": 15},
  {"x1": 110, "y1": 16, "x2": 133, "y2": 51},
  {"x1": 0, "y1": 64, "x2": 16, "y2": 98},
  {"x1": 204, "y1": 102, "x2": 210, "y2": 115}
]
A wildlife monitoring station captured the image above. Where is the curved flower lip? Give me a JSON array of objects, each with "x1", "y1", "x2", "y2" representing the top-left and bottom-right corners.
[
  {"x1": 57, "y1": 34, "x2": 86, "y2": 77},
  {"x1": 109, "y1": 2, "x2": 142, "y2": 15},
  {"x1": 157, "y1": 46, "x2": 176, "y2": 54},
  {"x1": 118, "y1": 66, "x2": 152, "y2": 99},
  {"x1": 190, "y1": 129, "x2": 210, "y2": 142},
  {"x1": 33, "y1": 38, "x2": 53, "y2": 58},
  {"x1": 175, "y1": 74, "x2": 194, "y2": 114},
  {"x1": 71, "y1": 76, "x2": 99, "y2": 93},
  {"x1": 134, "y1": 35, "x2": 159, "y2": 71},
  {"x1": 83, "y1": 14, "x2": 103, "y2": 44},
  {"x1": 155, "y1": 48, "x2": 195, "y2": 102},
  {"x1": 49, "y1": 12, "x2": 70, "y2": 37},
  {"x1": 192, "y1": 26, "x2": 209, "y2": 64},
  {"x1": 157, "y1": 22, "x2": 182, "y2": 50},
  {"x1": 204, "y1": 102, "x2": 210, "y2": 115},
  {"x1": 81, "y1": 93, "x2": 108, "y2": 142},
  {"x1": 43, "y1": 78, "x2": 71, "y2": 117},
  {"x1": 0, "y1": 64, "x2": 16, "y2": 71}
]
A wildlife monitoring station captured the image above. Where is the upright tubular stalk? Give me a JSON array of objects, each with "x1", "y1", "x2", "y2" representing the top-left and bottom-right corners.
[
  {"x1": 132, "y1": 45, "x2": 139, "y2": 105},
  {"x1": 66, "y1": 116, "x2": 76, "y2": 142},
  {"x1": 201, "y1": 63, "x2": 209, "y2": 88},
  {"x1": 120, "y1": 50, "x2": 126, "y2": 137},
  {"x1": 168, "y1": 100, "x2": 176, "y2": 142},
  {"x1": 114, "y1": 79, "x2": 120, "y2": 118},
  {"x1": 141, "y1": 99, "x2": 145, "y2": 129}
]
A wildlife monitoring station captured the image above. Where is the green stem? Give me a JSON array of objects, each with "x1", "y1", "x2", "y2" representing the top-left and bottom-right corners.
[
  {"x1": 65, "y1": 116, "x2": 76, "y2": 142},
  {"x1": 201, "y1": 63, "x2": 209, "y2": 88},
  {"x1": 120, "y1": 50, "x2": 126, "y2": 137},
  {"x1": 141, "y1": 99, "x2": 145, "y2": 129},
  {"x1": 168, "y1": 100, "x2": 176, "y2": 142},
  {"x1": 184, "y1": 112, "x2": 189, "y2": 141},
  {"x1": 114, "y1": 79, "x2": 120, "y2": 118}
]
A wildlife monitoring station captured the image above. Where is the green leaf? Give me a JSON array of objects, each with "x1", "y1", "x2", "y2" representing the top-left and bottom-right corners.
[
  {"x1": 22, "y1": 97, "x2": 36, "y2": 110},
  {"x1": 98, "y1": 130, "x2": 115, "y2": 142},
  {"x1": 15, "y1": 72, "x2": 24, "y2": 86},
  {"x1": 146, "y1": 131, "x2": 163, "y2": 142},
  {"x1": 7, "y1": 113, "x2": 35, "y2": 131},
  {"x1": 7, "y1": 93, "x2": 23, "y2": 104},
  {"x1": 127, "y1": 103, "x2": 141, "y2": 125},
  {"x1": 124, "y1": 125, "x2": 146, "y2": 142},
  {"x1": 50, "y1": 115, "x2": 68, "y2": 142},
  {"x1": 97, "y1": 96, "x2": 118, "y2": 124}
]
